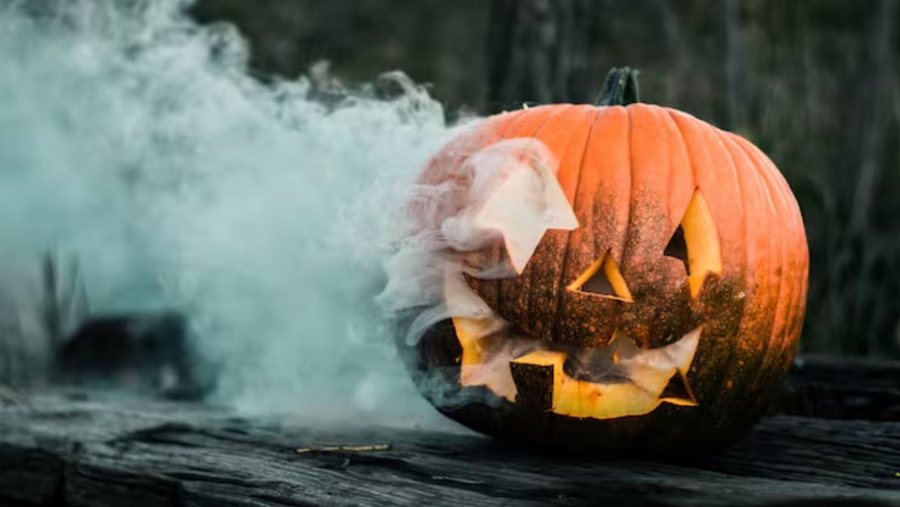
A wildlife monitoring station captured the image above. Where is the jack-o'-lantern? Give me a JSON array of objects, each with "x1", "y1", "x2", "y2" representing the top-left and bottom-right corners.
[{"x1": 389, "y1": 68, "x2": 809, "y2": 454}]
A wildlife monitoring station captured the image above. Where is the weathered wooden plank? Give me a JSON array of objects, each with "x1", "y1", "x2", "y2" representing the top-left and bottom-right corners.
[
  {"x1": 781, "y1": 355, "x2": 900, "y2": 421},
  {"x1": 0, "y1": 389, "x2": 898, "y2": 507}
]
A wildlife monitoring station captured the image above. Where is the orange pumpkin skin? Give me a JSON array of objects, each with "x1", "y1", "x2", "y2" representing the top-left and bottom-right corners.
[{"x1": 403, "y1": 101, "x2": 809, "y2": 454}]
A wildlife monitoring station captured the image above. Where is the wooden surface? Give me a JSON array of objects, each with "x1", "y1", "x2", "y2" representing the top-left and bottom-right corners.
[{"x1": 1, "y1": 357, "x2": 898, "y2": 507}]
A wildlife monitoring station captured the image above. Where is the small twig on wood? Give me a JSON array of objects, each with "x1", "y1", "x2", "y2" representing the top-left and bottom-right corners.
[
  {"x1": 430, "y1": 475, "x2": 486, "y2": 485},
  {"x1": 296, "y1": 444, "x2": 391, "y2": 454}
]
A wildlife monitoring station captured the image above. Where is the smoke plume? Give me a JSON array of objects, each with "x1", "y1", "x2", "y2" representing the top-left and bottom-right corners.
[{"x1": 0, "y1": 0, "x2": 468, "y2": 426}]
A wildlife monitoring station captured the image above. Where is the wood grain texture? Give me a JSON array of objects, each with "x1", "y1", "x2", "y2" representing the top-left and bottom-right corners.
[{"x1": 0, "y1": 357, "x2": 898, "y2": 507}]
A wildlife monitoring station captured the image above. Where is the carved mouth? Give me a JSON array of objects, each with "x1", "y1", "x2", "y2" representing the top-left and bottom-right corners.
[
  {"x1": 444, "y1": 265, "x2": 702, "y2": 420},
  {"x1": 452, "y1": 316, "x2": 701, "y2": 420}
]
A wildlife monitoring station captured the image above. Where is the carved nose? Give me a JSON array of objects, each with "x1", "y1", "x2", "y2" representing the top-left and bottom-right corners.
[{"x1": 566, "y1": 250, "x2": 633, "y2": 303}]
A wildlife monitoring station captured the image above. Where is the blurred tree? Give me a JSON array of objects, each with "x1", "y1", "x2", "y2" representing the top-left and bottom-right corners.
[
  {"x1": 485, "y1": 0, "x2": 600, "y2": 112},
  {"x1": 848, "y1": 0, "x2": 896, "y2": 236},
  {"x1": 723, "y1": 0, "x2": 746, "y2": 131},
  {"x1": 652, "y1": 0, "x2": 691, "y2": 107},
  {"x1": 191, "y1": 0, "x2": 489, "y2": 113}
]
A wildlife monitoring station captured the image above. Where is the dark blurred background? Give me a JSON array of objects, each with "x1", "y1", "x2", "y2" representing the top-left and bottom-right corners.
[{"x1": 191, "y1": 0, "x2": 900, "y2": 359}]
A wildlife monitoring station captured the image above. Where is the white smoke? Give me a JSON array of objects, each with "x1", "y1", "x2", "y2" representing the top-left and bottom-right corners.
[
  {"x1": 377, "y1": 136, "x2": 580, "y2": 405},
  {"x1": 378, "y1": 138, "x2": 578, "y2": 345},
  {"x1": 0, "y1": 0, "x2": 466, "y2": 425}
]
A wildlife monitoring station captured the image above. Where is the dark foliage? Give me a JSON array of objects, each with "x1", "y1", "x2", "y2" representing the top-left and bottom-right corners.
[{"x1": 194, "y1": 0, "x2": 899, "y2": 358}]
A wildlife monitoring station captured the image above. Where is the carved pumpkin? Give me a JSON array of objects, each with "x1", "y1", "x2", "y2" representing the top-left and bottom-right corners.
[{"x1": 394, "y1": 69, "x2": 809, "y2": 454}]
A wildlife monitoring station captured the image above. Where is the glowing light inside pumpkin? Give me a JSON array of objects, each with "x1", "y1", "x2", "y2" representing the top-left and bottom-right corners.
[
  {"x1": 449, "y1": 262, "x2": 703, "y2": 421},
  {"x1": 451, "y1": 317, "x2": 518, "y2": 402},
  {"x1": 510, "y1": 328, "x2": 699, "y2": 419},
  {"x1": 681, "y1": 190, "x2": 722, "y2": 297},
  {"x1": 451, "y1": 312, "x2": 702, "y2": 418}
]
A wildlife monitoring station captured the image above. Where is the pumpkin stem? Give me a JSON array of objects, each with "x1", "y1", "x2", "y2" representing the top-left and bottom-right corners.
[{"x1": 596, "y1": 67, "x2": 640, "y2": 106}]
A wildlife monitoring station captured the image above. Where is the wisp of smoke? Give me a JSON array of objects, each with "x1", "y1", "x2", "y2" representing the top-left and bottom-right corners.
[
  {"x1": 378, "y1": 136, "x2": 580, "y2": 406},
  {"x1": 0, "y1": 0, "x2": 468, "y2": 426}
]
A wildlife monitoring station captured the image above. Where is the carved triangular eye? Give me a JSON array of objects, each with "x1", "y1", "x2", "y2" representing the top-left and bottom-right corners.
[
  {"x1": 664, "y1": 225, "x2": 689, "y2": 272},
  {"x1": 566, "y1": 251, "x2": 633, "y2": 302},
  {"x1": 666, "y1": 189, "x2": 722, "y2": 297}
]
